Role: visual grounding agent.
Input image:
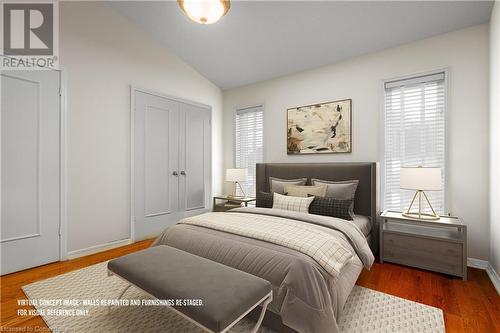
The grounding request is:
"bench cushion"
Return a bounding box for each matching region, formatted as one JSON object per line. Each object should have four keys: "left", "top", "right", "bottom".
{"left": 108, "top": 245, "right": 272, "bottom": 332}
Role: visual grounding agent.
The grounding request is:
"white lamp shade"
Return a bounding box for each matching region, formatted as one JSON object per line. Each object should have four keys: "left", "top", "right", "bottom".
{"left": 225, "top": 168, "right": 248, "bottom": 182}
{"left": 400, "top": 167, "right": 442, "bottom": 191}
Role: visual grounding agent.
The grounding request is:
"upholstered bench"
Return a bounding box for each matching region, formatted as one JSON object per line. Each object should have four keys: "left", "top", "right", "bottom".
{"left": 107, "top": 245, "right": 273, "bottom": 333}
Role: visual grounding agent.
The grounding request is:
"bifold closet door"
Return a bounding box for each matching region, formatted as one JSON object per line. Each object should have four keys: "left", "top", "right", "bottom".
{"left": 179, "top": 103, "right": 211, "bottom": 216}
{"left": 134, "top": 91, "right": 180, "bottom": 240}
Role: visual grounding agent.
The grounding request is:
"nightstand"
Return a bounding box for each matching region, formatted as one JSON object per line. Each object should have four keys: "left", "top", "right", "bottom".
{"left": 212, "top": 196, "right": 256, "bottom": 212}
{"left": 380, "top": 210, "right": 467, "bottom": 280}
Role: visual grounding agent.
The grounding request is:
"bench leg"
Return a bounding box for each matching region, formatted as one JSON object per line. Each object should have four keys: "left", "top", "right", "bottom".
{"left": 250, "top": 294, "right": 272, "bottom": 333}
{"left": 117, "top": 284, "right": 131, "bottom": 300}
{"left": 108, "top": 284, "right": 131, "bottom": 313}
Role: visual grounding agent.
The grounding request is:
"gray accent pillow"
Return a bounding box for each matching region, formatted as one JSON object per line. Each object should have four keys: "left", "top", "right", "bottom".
{"left": 256, "top": 191, "right": 273, "bottom": 208}
{"left": 311, "top": 179, "right": 359, "bottom": 218}
{"left": 270, "top": 177, "right": 307, "bottom": 194}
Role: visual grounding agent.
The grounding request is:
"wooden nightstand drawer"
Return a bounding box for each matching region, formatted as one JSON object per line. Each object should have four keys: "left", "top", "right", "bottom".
{"left": 383, "top": 232, "right": 464, "bottom": 276}
{"left": 380, "top": 211, "right": 467, "bottom": 280}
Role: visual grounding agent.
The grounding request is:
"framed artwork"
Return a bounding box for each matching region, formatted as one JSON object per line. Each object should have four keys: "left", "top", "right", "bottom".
{"left": 287, "top": 99, "right": 352, "bottom": 154}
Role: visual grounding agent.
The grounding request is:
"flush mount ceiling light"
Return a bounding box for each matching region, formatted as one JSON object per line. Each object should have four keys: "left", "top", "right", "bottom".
{"left": 178, "top": 0, "right": 231, "bottom": 24}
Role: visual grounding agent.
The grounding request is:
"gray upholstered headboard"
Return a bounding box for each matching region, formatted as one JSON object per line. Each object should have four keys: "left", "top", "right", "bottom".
{"left": 256, "top": 162, "right": 378, "bottom": 221}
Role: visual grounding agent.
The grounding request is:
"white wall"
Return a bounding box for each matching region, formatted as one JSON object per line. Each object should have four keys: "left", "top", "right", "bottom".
{"left": 490, "top": 2, "right": 500, "bottom": 275}
{"left": 60, "top": 2, "right": 223, "bottom": 253}
{"left": 223, "top": 24, "right": 490, "bottom": 261}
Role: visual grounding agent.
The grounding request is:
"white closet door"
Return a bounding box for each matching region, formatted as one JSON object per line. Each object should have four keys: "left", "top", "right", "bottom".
{"left": 1, "top": 70, "right": 60, "bottom": 275}
{"left": 179, "top": 103, "right": 211, "bottom": 215}
{"left": 133, "top": 91, "right": 179, "bottom": 240}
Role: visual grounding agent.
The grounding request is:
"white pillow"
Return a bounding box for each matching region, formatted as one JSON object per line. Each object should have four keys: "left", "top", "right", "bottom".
{"left": 272, "top": 192, "right": 314, "bottom": 213}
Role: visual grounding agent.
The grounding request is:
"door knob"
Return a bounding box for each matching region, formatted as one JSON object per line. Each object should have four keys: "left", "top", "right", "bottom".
{"left": 172, "top": 171, "right": 178, "bottom": 176}
{"left": 180, "top": 171, "right": 186, "bottom": 176}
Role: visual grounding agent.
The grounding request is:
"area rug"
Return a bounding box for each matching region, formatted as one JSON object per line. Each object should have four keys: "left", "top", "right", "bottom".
{"left": 22, "top": 262, "right": 445, "bottom": 333}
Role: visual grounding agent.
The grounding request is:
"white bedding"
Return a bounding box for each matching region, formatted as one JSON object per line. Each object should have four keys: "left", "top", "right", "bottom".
{"left": 352, "top": 214, "right": 372, "bottom": 237}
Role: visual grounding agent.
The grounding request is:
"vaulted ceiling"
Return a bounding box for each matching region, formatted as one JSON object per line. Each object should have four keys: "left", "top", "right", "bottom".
{"left": 109, "top": 1, "right": 494, "bottom": 90}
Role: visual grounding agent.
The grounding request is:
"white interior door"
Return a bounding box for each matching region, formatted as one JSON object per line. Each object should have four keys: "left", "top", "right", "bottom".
{"left": 134, "top": 91, "right": 180, "bottom": 240}
{"left": 179, "top": 102, "right": 211, "bottom": 216}
{"left": 1, "top": 70, "right": 61, "bottom": 275}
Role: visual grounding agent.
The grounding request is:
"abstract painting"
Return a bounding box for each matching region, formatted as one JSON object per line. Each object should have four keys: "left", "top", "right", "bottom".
{"left": 287, "top": 99, "right": 352, "bottom": 154}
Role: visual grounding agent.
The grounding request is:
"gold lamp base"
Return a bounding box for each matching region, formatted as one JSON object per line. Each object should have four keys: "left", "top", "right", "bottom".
{"left": 402, "top": 211, "right": 440, "bottom": 220}
{"left": 229, "top": 181, "right": 246, "bottom": 199}
{"left": 403, "top": 190, "right": 440, "bottom": 221}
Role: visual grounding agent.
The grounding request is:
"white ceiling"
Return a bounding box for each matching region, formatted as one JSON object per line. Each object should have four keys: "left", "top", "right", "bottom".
{"left": 109, "top": 1, "right": 493, "bottom": 90}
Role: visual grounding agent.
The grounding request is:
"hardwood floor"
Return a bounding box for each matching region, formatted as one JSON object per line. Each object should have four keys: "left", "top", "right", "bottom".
{"left": 357, "top": 262, "right": 500, "bottom": 333}
{"left": 1, "top": 240, "right": 499, "bottom": 332}
{"left": 0, "top": 239, "right": 154, "bottom": 330}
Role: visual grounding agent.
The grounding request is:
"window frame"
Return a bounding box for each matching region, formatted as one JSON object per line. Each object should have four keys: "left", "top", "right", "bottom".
{"left": 380, "top": 68, "right": 450, "bottom": 215}
{"left": 233, "top": 104, "right": 265, "bottom": 197}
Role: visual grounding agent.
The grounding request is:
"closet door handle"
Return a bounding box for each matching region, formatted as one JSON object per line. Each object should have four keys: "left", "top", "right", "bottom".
{"left": 180, "top": 171, "right": 186, "bottom": 176}
{"left": 172, "top": 171, "right": 179, "bottom": 176}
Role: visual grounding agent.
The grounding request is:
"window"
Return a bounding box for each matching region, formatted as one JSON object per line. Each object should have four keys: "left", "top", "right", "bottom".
{"left": 234, "top": 105, "right": 264, "bottom": 197}
{"left": 383, "top": 71, "right": 446, "bottom": 214}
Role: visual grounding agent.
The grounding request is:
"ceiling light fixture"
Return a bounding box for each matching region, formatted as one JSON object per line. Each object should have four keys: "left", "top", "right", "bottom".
{"left": 178, "top": 0, "right": 231, "bottom": 25}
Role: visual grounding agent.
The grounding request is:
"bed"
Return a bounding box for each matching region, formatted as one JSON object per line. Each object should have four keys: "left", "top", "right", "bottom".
{"left": 256, "top": 163, "right": 377, "bottom": 250}
{"left": 153, "top": 162, "right": 377, "bottom": 333}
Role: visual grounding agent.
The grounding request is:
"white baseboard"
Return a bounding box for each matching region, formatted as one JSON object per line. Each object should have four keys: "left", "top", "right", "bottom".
{"left": 468, "top": 257, "right": 500, "bottom": 294}
{"left": 486, "top": 264, "right": 500, "bottom": 295}
{"left": 66, "top": 238, "right": 132, "bottom": 260}
{"left": 467, "top": 257, "right": 489, "bottom": 269}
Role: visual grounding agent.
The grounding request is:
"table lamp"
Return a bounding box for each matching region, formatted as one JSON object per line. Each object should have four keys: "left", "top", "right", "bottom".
{"left": 226, "top": 168, "right": 248, "bottom": 198}
{"left": 400, "top": 167, "right": 442, "bottom": 220}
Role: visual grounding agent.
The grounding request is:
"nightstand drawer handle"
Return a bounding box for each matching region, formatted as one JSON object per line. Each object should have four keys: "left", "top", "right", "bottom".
{"left": 172, "top": 171, "right": 178, "bottom": 176}
{"left": 180, "top": 171, "right": 186, "bottom": 176}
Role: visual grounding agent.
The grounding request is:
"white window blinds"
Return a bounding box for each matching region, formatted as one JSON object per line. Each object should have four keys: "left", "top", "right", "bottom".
{"left": 234, "top": 106, "right": 264, "bottom": 197}
{"left": 383, "top": 72, "right": 446, "bottom": 214}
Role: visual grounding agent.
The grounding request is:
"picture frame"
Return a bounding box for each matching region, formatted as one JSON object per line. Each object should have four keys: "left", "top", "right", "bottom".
{"left": 287, "top": 99, "right": 352, "bottom": 154}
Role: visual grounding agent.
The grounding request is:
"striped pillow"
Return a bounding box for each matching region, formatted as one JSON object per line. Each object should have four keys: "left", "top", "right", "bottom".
{"left": 272, "top": 192, "right": 314, "bottom": 213}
